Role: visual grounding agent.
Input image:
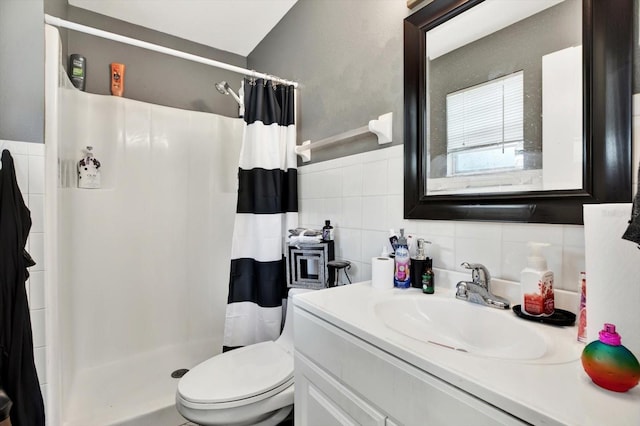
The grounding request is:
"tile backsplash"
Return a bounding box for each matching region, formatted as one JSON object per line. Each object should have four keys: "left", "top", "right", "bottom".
{"left": 1, "top": 140, "right": 47, "bottom": 408}
{"left": 298, "top": 145, "right": 586, "bottom": 291}
{"left": 298, "top": 94, "right": 640, "bottom": 291}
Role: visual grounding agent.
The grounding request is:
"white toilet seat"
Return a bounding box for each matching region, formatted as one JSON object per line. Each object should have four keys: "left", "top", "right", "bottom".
{"left": 177, "top": 341, "right": 293, "bottom": 407}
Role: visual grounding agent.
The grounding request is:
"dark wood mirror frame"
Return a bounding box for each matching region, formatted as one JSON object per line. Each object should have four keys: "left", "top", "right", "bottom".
{"left": 404, "top": 0, "right": 632, "bottom": 224}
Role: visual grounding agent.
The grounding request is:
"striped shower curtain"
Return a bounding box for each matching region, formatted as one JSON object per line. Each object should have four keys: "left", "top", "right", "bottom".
{"left": 223, "top": 78, "right": 298, "bottom": 349}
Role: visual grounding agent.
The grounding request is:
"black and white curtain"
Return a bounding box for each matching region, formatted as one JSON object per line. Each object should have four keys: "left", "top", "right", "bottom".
{"left": 223, "top": 78, "right": 298, "bottom": 349}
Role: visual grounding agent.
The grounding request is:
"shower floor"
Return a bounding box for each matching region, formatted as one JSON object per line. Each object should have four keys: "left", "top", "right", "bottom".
{"left": 64, "top": 340, "right": 216, "bottom": 426}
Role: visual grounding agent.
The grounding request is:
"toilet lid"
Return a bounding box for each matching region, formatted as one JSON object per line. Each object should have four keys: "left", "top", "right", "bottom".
{"left": 177, "top": 341, "right": 293, "bottom": 404}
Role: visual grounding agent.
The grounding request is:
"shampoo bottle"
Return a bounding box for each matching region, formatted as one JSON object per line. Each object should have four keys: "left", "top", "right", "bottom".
{"left": 521, "top": 242, "right": 554, "bottom": 317}
{"left": 69, "top": 54, "right": 86, "bottom": 91}
{"left": 322, "top": 220, "right": 334, "bottom": 241}
{"left": 394, "top": 229, "right": 411, "bottom": 289}
{"left": 110, "top": 63, "right": 125, "bottom": 96}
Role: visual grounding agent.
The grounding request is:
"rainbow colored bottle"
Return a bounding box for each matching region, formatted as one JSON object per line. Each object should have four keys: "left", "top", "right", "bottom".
{"left": 581, "top": 323, "right": 640, "bottom": 392}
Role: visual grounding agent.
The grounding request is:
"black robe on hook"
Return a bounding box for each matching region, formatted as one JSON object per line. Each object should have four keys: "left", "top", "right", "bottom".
{"left": 0, "top": 150, "right": 45, "bottom": 425}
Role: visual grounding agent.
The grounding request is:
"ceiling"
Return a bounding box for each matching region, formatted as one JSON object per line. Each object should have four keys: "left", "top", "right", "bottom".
{"left": 68, "top": 0, "right": 299, "bottom": 57}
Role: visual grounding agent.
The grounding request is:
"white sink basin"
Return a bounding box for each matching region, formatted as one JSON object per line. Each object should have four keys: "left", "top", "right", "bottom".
{"left": 374, "top": 295, "right": 579, "bottom": 363}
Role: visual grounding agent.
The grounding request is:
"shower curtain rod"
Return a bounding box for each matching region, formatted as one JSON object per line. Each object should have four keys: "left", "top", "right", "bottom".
{"left": 44, "top": 14, "right": 299, "bottom": 88}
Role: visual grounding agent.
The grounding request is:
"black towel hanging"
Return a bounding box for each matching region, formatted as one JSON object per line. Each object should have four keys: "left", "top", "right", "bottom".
{"left": 0, "top": 149, "right": 45, "bottom": 425}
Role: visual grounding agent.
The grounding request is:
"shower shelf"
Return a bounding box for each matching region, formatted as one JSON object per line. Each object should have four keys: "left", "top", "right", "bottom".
{"left": 295, "top": 112, "right": 393, "bottom": 162}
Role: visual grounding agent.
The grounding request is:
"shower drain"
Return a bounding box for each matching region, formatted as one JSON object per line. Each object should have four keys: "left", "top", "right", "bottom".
{"left": 171, "top": 368, "right": 189, "bottom": 378}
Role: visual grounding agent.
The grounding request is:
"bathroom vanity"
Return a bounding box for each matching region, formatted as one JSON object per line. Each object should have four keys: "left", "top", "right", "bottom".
{"left": 292, "top": 279, "right": 640, "bottom": 425}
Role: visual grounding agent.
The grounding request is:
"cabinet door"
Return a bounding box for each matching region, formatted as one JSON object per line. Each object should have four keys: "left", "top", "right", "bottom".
{"left": 295, "top": 352, "right": 386, "bottom": 426}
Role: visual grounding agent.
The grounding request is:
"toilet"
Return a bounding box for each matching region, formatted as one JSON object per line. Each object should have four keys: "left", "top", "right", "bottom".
{"left": 175, "top": 288, "right": 310, "bottom": 426}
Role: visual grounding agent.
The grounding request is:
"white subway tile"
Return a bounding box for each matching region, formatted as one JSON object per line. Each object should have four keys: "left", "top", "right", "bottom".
{"left": 563, "top": 225, "right": 585, "bottom": 248}
{"left": 361, "top": 230, "right": 389, "bottom": 262}
{"left": 302, "top": 198, "right": 322, "bottom": 229}
{"left": 545, "top": 244, "right": 564, "bottom": 291}
{"left": 318, "top": 197, "right": 342, "bottom": 230}
{"left": 341, "top": 196, "right": 363, "bottom": 229}
{"left": 335, "top": 228, "right": 362, "bottom": 263}
{"left": 386, "top": 156, "right": 404, "bottom": 195}
{"left": 28, "top": 155, "right": 45, "bottom": 194}
{"left": 28, "top": 143, "right": 45, "bottom": 156}
{"left": 342, "top": 164, "right": 363, "bottom": 197}
{"left": 361, "top": 196, "right": 388, "bottom": 231}
{"left": 418, "top": 220, "right": 456, "bottom": 237}
{"left": 455, "top": 222, "right": 503, "bottom": 241}
{"left": 428, "top": 235, "right": 456, "bottom": 270}
{"left": 40, "top": 384, "right": 47, "bottom": 411}
{"left": 297, "top": 145, "right": 587, "bottom": 291}
{"left": 560, "top": 245, "right": 585, "bottom": 292}
{"left": 25, "top": 279, "right": 30, "bottom": 305}
{"left": 298, "top": 198, "right": 311, "bottom": 228}
{"left": 297, "top": 173, "right": 312, "bottom": 199}
{"left": 13, "top": 153, "right": 30, "bottom": 194}
{"left": 30, "top": 309, "right": 46, "bottom": 347}
{"left": 29, "top": 271, "right": 45, "bottom": 310}
{"left": 317, "top": 168, "right": 343, "bottom": 198}
{"left": 28, "top": 194, "right": 44, "bottom": 233}
{"left": 386, "top": 195, "right": 404, "bottom": 229}
{"left": 501, "top": 241, "right": 528, "bottom": 282}
{"left": 455, "top": 237, "right": 502, "bottom": 278}
{"left": 362, "top": 160, "right": 388, "bottom": 196}
{"left": 29, "top": 233, "right": 45, "bottom": 272}
{"left": 351, "top": 260, "right": 370, "bottom": 283}
{"left": 35, "top": 346, "right": 47, "bottom": 384}
{"left": 1, "top": 140, "right": 30, "bottom": 155}
{"left": 502, "top": 223, "right": 563, "bottom": 244}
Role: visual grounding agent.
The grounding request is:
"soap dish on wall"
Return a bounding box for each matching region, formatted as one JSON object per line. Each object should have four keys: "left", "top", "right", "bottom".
{"left": 512, "top": 305, "right": 576, "bottom": 326}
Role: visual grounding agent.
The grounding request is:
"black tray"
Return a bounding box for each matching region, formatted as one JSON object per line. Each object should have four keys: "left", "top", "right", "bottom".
{"left": 512, "top": 305, "right": 576, "bottom": 326}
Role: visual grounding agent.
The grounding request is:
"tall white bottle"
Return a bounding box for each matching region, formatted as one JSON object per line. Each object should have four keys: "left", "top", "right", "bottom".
{"left": 521, "top": 242, "right": 555, "bottom": 317}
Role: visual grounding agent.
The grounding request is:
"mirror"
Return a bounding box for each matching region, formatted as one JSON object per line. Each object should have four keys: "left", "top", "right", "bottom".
{"left": 404, "top": 0, "right": 632, "bottom": 224}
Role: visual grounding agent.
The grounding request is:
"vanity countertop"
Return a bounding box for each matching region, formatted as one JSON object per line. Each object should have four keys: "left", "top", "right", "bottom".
{"left": 293, "top": 282, "right": 640, "bottom": 426}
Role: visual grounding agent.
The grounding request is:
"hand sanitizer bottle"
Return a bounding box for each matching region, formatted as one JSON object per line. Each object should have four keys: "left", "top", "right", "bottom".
{"left": 77, "top": 146, "right": 101, "bottom": 189}
{"left": 521, "top": 242, "right": 554, "bottom": 316}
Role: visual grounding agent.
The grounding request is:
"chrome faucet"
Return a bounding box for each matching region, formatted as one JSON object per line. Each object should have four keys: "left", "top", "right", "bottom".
{"left": 455, "top": 262, "right": 510, "bottom": 309}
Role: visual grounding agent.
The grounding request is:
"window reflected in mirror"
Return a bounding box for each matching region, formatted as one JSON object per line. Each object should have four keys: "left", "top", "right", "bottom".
{"left": 424, "top": 0, "right": 582, "bottom": 196}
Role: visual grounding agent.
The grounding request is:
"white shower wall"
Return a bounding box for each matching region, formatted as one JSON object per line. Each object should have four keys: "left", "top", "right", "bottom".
{"left": 53, "top": 86, "right": 243, "bottom": 425}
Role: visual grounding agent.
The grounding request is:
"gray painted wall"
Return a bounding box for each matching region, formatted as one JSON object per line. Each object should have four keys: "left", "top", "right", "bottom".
{"left": 1, "top": 0, "right": 638, "bottom": 147}
{"left": 64, "top": 6, "right": 247, "bottom": 116}
{"left": 0, "top": 0, "right": 45, "bottom": 143}
{"left": 248, "top": 0, "right": 408, "bottom": 164}
{"left": 249, "top": 0, "right": 639, "bottom": 165}
{"left": 1, "top": 0, "right": 248, "bottom": 144}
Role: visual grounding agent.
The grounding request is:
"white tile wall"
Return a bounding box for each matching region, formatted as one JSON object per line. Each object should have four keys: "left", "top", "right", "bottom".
{"left": 299, "top": 93, "right": 640, "bottom": 290}
{"left": 0, "top": 140, "right": 47, "bottom": 408}
{"left": 298, "top": 144, "right": 588, "bottom": 290}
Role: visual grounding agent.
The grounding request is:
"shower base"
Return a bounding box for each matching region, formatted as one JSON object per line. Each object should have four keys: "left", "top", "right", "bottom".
{"left": 63, "top": 340, "right": 217, "bottom": 426}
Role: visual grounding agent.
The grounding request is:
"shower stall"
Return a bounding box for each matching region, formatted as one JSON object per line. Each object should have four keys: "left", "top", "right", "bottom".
{"left": 44, "top": 26, "right": 243, "bottom": 425}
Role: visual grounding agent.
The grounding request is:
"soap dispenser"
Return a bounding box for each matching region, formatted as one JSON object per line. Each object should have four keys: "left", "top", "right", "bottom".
{"left": 77, "top": 146, "right": 101, "bottom": 189}
{"left": 410, "top": 238, "right": 427, "bottom": 288}
{"left": 521, "top": 242, "right": 554, "bottom": 316}
{"left": 581, "top": 323, "right": 640, "bottom": 392}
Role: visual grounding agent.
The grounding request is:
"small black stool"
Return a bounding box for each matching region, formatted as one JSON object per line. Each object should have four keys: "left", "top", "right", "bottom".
{"left": 327, "top": 260, "right": 352, "bottom": 287}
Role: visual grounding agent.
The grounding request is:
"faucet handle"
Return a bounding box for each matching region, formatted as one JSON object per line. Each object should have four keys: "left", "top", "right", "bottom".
{"left": 460, "top": 262, "right": 491, "bottom": 286}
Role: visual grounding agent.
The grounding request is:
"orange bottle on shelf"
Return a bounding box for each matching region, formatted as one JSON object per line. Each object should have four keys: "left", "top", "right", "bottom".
{"left": 110, "top": 63, "right": 125, "bottom": 96}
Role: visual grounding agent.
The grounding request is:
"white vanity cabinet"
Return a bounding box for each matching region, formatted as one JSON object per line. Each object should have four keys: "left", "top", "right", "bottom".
{"left": 293, "top": 307, "right": 527, "bottom": 426}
